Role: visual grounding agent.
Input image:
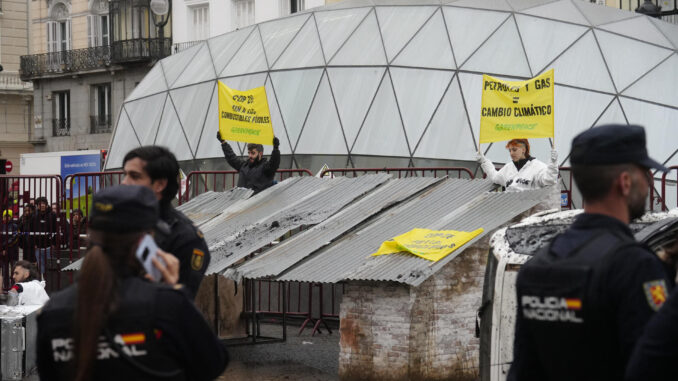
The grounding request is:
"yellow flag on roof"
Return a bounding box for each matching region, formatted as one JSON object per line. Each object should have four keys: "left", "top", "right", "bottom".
{"left": 372, "top": 228, "right": 484, "bottom": 262}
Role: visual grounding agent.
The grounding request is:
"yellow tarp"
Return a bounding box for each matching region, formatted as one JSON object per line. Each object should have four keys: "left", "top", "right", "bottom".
{"left": 479, "top": 69, "right": 554, "bottom": 144}
{"left": 371, "top": 228, "right": 484, "bottom": 262}
{"left": 218, "top": 81, "right": 274, "bottom": 145}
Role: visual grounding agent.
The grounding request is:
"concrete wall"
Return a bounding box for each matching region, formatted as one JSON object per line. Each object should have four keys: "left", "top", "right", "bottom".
{"left": 32, "top": 66, "right": 148, "bottom": 153}
{"left": 339, "top": 237, "right": 490, "bottom": 381}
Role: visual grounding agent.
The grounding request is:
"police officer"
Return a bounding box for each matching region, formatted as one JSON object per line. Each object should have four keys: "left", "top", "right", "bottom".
{"left": 36, "top": 185, "right": 228, "bottom": 381}
{"left": 121, "top": 146, "right": 209, "bottom": 299}
{"left": 216, "top": 131, "right": 280, "bottom": 194}
{"left": 508, "top": 124, "right": 671, "bottom": 381}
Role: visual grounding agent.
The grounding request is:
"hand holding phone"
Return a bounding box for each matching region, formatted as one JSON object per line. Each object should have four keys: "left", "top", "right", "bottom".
{"left": 136, "top": 234, "right": 162, "bottom": 282}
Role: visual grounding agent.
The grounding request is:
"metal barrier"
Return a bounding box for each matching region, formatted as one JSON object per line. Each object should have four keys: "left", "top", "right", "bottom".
{"left": 0, "top": 175, "right": 63, "bottom": 292}
{"left": 62, "top": 171, "right": 125, "bottom": 267}
{"left": 178, "top": 169, "right": 314, "bottom": 205}
{"left": 319, "top": 167, "right": 474, "bottom": 179}
{"left": 660, "top": 166, "right": 678, "bottom": 211}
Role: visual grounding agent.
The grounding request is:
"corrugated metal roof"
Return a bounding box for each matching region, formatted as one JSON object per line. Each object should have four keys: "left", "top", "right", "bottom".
{"left": 231, "top": 176, "right": 443, "bottom": 280}
{"left": 346, "top": 188, "right": 550, "bottom": 286}
{"left": 176, "top": 188, "right": 253, "bottom": 226}
{"left": 206, "top": 174, "right": 392, "bottom": 275}
{"left": 277, "top": 178, "right": 497, "bottom": 284}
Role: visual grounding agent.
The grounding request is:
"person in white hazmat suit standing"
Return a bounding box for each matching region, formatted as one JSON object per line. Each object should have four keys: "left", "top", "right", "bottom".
{"left": 477, "top": 138, "right": 561, "bottom": 211}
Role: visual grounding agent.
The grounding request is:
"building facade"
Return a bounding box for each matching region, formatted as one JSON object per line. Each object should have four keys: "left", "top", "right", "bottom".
{"left": 0, "top": 0, "right": 34, "bottom": 174}
{"left": 20, "top": 0, "right": 172, "bottom": 153}
{"left": 172, "top": 0, "right": 326, "bottom": 51}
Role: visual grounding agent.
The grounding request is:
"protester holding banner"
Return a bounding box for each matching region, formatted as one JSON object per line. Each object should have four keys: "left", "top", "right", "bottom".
{"left": 216, "top": 132, "right": 280, "bottom": 194}
{"left": 477, "top": 139, "right": 560, "bottom": 210}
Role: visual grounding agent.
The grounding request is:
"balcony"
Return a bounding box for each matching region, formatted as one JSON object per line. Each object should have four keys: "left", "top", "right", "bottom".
{"left": 20, "top": 38, "right": 171, "bottom": 80}
{"left": 0, "top": 72, "right": 33, "bottom": 93}
{"left": 172, "top": 40, "right": 204, "bottom": 54}
{"left": 52, "top": 119, "right": 70, "bottom": 137}
{"left": 90, "top": 114, "right": 111, "bottom": 134}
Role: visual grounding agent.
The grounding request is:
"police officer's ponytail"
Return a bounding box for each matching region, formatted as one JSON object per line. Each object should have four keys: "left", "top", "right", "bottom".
{"left": 73, "top": 231, "right": 144, "bottom": 381}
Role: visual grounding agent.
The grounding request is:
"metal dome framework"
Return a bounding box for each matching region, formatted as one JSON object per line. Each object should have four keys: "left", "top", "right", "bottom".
{"left": 106, "top": 0, "right": 678, "bottom": 190}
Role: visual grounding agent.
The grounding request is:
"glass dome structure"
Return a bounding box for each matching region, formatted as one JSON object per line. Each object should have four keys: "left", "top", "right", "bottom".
{"left": 106, "top": 0, "right": 678, "bottom": 186}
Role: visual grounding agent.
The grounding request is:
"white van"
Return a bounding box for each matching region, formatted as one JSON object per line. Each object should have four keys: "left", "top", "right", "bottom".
{"left": 478, "top": 209, "right": 678, "bottom": 381}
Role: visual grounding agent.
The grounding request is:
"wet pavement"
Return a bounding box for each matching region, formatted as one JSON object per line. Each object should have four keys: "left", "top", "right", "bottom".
{"left": 219, "top": 322, "right": 340, "bottom": 381}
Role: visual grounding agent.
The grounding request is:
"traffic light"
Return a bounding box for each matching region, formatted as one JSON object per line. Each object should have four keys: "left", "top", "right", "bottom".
{"left": 0, "top": 159, "right": 5, "bottom": 175}
{"left": 100, "top": 150, "right": 108, "bottom": 168}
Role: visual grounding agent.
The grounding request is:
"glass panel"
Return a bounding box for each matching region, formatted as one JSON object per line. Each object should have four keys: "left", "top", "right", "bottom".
{"left": 623, "top": 53, "right": 678, "bottom": 108}
{"left": 126, "top": 63, "right": 168, "bottom": 101}
{"left": 351, "top": 73, "right": 410, "bottom": 157}
{"left": 170, "top": 82, "right": 215, "bottom": 153}
{"left": 443, "top": 7, "right": 509, "bottom": 66}
{"left": 600, "top": 16, "right": 673, "bottom": 49}
{"left": 390, "top": 67, "right": 453, "bottom": 149}
{"left": 620, "top": 97, "right": 678, "bottom": 165}
{"left": 515, "top": 14, "right": 588, "bottom": 75}
{"left": 506, "top": 0, "right": 556, "bottom": 11}
{"left": 447, "top": 0, "right": 511, "bottom": 11}
{"left": 328, "top": 67, "right": 385, "bottom": 148}
{"left": 594, "top": 98, "right": 627, "bottom": 127}
{"left": 571, "top": 0, "right": 636, "bottom": 26}
{"left": 195, "top": 84, "right": 223, "bottom": 159}
{"left": 220, "top": 28, "right": 268, "bottom": 77}
{"left": 296, "top": 74, "right": 349, "bottom": 155}
{"left": 462, "top": 17, "right": 531, "bottom": 78}
{"left": 595, "top": 30, "right": 673, "bottom": 92}
{"left": 650, "top": 18, "right": 678, "bottom": 49}
{"left": 414, "top": 76, "right": 477, "bottom": 161}
{"left": 124, "top": 93, "right": 167, "bottom": 145}
{"left": 522, "top": 0, "right": 589, "bottom": 25}
{"left": 270, "top": 69, "right": 324, "bottom": 153}
{"left": 329, "top": 9, "right": 387, "bottom": 66}
{"left": 219, "top": 72, "right": 267, "bottom": 90}
{"left": 457, "top": 72, "right": 483, "bottom": 142}
{"left": 208, "top": 26, "right": 255, "bottom": 76}
{"left": 325, "top": 0, "right": 374, "bottom": 10}
{"left": 315, "top": 7, "right": 371, "bottom": 62}
{"left": 106, "top": 108, "right": 140, "bottom": 169}
{"left": 548, "top": 30, "right": 615, "bottom": 93}
{"left": 392, "top": 9, "right": 455, "bottom": 69}
{"left": 172, "top": 44, "right": 217, "bottom": 88}
{"left": 259, "top": 14, "right": 310, "bottom": 65}
{"left": 155, "top": 96, "right": 194, "bottom": 161}
{"left": 375, "top": 6, "right": 437, "bottom": 62}
{"left": 161, "top": 42, "right": 204, "bottom": 88}
{"left": 273, "top": 15, "right": 325, "bottom": 69}
{"left": 264, "top": 76, "right": 293, "bottom": 155}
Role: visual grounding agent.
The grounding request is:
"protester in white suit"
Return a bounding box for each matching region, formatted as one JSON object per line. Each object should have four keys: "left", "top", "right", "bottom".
{"left": 6, "top": 260, "right": 49, "bottom": 305}
{"left": 477, "top": 139, "right": 561, "bottom": 211}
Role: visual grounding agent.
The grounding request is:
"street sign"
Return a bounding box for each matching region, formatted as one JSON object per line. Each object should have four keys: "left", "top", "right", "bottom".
{"left": 5, "top": 160, "right": 12, "bottom": 173}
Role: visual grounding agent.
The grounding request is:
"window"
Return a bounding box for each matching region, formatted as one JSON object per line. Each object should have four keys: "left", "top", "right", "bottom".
{"left": 190, "top": 5, "right": 209, "bottom": 41}
{"left": 88, "top": 15, "right": 110, "bottom": 47}
{"left": 91, "top": 83, "right": 112, "bottom": 133}
{"left": 279, "top": 0, "right": 304, "bottom": 15}
{"left": 232, "top": 0, "right": 254, "bottom": 29}
{"left": 46, "top": 20, "right": 71, "bottom": 52}
{"left": 52, "top": 91, "right": 70, "bottom": 137}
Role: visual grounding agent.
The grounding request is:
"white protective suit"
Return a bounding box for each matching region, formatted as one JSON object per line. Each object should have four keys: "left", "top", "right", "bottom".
{"left": 13, "top": 280, "right": 50, "bottom": 305}
{"left": 479, "top": 153, "right": 561, "bottom": 212}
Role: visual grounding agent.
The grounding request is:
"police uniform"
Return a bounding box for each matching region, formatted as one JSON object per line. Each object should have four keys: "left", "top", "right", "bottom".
{"left": 508, "top": 125, "right": 671, "bottom": 381}
{"left": 36, "top": 185, "right": 228, "bottom": 381}
{"left": 155, "top": 205, "right": 210, "bottom": 299}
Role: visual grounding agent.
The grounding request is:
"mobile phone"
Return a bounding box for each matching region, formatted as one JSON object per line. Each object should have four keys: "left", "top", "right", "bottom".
{"left": 135, "top": 234, "right": 162, "bottom": 281}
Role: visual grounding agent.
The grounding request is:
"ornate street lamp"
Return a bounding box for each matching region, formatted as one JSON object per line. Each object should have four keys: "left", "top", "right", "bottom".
{"left": 150, "top": 0, "right": 171, "bottom": 56}
{"left": 636, "top": 0, "right": 662, "bottom": 18}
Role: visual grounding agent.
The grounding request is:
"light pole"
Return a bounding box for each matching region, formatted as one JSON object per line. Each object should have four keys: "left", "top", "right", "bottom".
{"left": 150, "top": 0, "right": 171, "bottom": 56}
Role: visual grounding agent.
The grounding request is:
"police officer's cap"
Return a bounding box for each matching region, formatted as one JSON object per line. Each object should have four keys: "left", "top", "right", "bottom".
{"left": 570, "top": 124, "right": 668, "bottom": 172}
{"left": 89, "top": 185, "right": 158, "bottom": 233}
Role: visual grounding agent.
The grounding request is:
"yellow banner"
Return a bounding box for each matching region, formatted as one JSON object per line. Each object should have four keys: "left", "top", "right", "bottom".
{"left": 218, "top": 81, "right": 274, "bottom": 145}
{"left": 479, "top": 69, "right": 554, "bottom": 144}
{"left": 371, "top": 228, "right": 484, "bottom": 262}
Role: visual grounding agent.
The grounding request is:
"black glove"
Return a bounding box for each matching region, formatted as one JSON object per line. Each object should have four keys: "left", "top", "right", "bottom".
{"left": 273, "top": 136, "right": 280, "bottom": 149}
{"left": 216, "top": 130, "right": 224, "bottom": 143}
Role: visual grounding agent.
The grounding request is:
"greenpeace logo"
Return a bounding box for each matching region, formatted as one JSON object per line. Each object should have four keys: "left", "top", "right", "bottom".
{"left": 521, "top": 295, "right": 583, "bottom": 323}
